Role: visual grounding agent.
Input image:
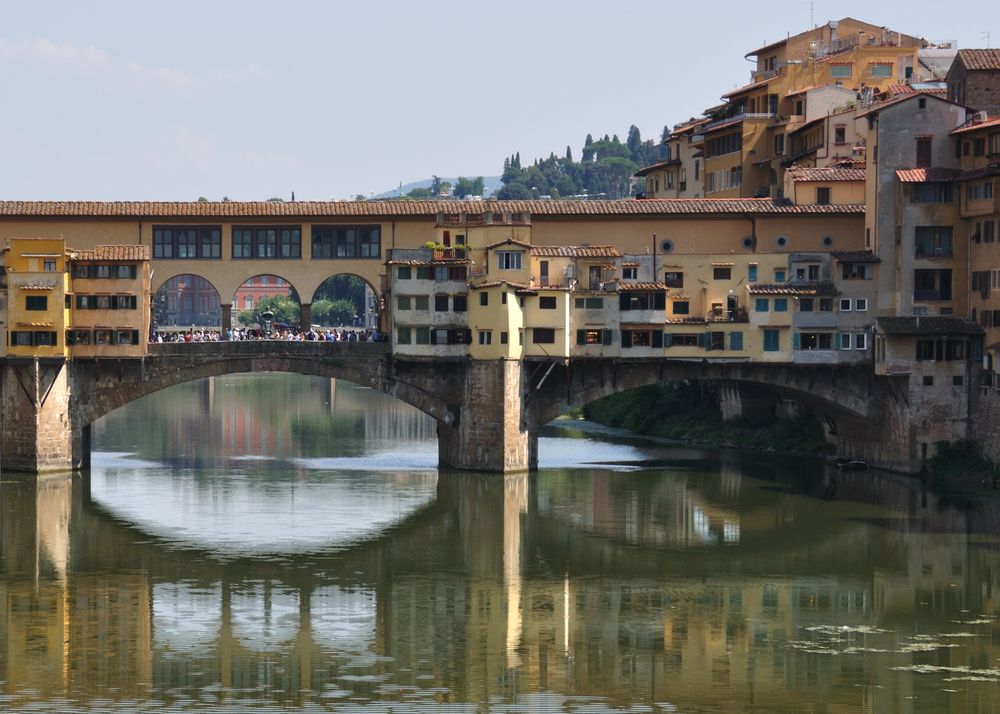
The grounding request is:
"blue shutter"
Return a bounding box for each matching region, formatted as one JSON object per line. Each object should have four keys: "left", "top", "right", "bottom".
{"left": 730, "top": 331, "right": 743, "bottom": 350}
{"left": 663, "top": 333, "right": 673, "bottom": 347}
{"left": 793, "top": 332, "right": 801, "bottom": 350}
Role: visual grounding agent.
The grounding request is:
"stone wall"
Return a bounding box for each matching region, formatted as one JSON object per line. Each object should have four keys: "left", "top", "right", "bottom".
{"left": 972, "top": 387, "right": 1000, "bottom": 463}
{"left": 1, "top": 359, "right": 74, "bottom": 474}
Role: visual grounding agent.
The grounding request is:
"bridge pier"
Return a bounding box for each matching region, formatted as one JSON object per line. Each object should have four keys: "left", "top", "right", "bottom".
{"left": 438, "top": 360, "right": 534, "bottom": 473}
{"left": 717, "top": 380, "right": 777, "bottom": 424}
{"left": 1, "top": 358, "right": 75, "bottom": 474}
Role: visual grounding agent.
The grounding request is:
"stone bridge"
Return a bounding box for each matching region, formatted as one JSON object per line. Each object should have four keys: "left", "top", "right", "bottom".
{"left": 0, "top": 342, "right": 917, "bottom": 476}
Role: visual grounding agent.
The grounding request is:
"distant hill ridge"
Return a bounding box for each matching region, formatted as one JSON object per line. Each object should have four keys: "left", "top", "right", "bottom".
{"left": 374, "top": 176, "right": 502, "bottom": 199}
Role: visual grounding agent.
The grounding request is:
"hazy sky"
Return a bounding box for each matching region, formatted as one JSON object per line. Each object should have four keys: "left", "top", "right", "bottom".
{"left": 2, "top": 1, "right": 997, "bottom": 201}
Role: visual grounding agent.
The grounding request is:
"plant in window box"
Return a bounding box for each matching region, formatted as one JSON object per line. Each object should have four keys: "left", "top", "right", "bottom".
{"left": 423, "top": 241, "right": 452, "bottom": 259}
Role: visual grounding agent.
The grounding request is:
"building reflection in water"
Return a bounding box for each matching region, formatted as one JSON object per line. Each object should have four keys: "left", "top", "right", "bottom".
{"left": 4, "top": 378, "right": 1000, "bottom": 710}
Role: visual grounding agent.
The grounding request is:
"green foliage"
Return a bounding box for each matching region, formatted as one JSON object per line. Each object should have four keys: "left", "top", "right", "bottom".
{"left": 313, "top": 275, "right": 368, "bottom": 321}
{"left": 453, "top": 176, "right": 485, "bottom": 198}
{"left": 237, "top": 294, "right": 300, "bottom": 327}
{"left": 404, "top": 186, "right": 435, "bottom": 199}
{"left": 497, "top": 124, "right": 660, "bottom": 200}
{"left": 928, "top": 440, "right": 999, "bottom": 491}
{"left": 311, "top": 297, "right": 358, "bottom": 326}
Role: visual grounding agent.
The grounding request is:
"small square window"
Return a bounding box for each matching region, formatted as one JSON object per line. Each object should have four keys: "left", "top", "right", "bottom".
{"left": 952, "top": 375, "right": 964, "bottom": 386}
{"left": 923, "top": 375, "right": 934, "bottom": 386}
{"left": 479, "top": 292, "right": 488, "bottom": 306}
{"left": 840, "top": 298, "right": 852, "bottom": 311}
{"left": 855, "top": 298, "right": 867, "bottom": 311}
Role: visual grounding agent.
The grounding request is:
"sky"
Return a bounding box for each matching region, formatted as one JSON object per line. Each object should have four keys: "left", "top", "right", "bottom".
{"left": 1, "top": 1, "right": 997, "bottom": 201}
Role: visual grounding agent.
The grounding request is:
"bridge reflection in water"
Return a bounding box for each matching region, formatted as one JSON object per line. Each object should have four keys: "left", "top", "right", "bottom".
{"left": 4, "top": 444, "right": 1000, "bottom": 710}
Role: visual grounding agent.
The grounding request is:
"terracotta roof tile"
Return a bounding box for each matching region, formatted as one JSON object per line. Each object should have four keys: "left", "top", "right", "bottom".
{"left": 469, "top": 280, "right": 530, "bottom": 290}
{"left": 0, "top": 199, "right": 865, "bottom": 219}
{"left": 530, "top": 245, "right": 621, "bottom": 258}
{"left": 831, "top": 250, "right": 880, "bottom": 263}
{"left": 951, "top": 116, "right": 1000, "bottom": 135}
{"left": 789, "top": 167, "right": 866, "bottom": 182}
{"left": 877, "top": 316, "right": 984, "bottom": 335}
{"left": 895, "top": 168, "right": 962, "bottom": 182}
{"left": 620, "top": 282, "right": 667, "bottom": 291}
{"left": 73, "top": 244, "right": 150, "bottom": 261}
{"left": 485, "top": 238, "right": 533, "bottom": 250}
{"left": 721, "top": 75, "right": 778, "bottom": 99}
{"left": 746, "top": 284, "right": 819, "bottom": 295}
{"left": 957, "top": 49, "right": 1000, "bottom": 71}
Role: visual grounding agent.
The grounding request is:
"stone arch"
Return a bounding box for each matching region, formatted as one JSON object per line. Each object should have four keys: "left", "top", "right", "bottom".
{"left": 310, "top": 273, "right": 380, "bottom": 329}
{"left": 70, "top": 343, "right": 460, "bottom": 432}
{"left": 152, "top": 273, "right": 223, "bottom": 329}
{"left": 528, "top": 360, "right": 879, "bottom": 428}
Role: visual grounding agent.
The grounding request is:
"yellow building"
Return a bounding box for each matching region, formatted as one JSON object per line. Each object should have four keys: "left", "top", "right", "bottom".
{"left": 3, "top": 238, "right": 70, "bottom": 358}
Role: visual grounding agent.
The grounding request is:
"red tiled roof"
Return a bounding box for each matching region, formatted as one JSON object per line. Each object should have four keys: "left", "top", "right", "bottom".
{"left": 887, "top": 83, "right": 915, "bottom": 95}
{"left": 73, "top": 244, "right": 150, "bottom": 261}
{"left": 0, "top": 199, "right": 866, "bottom": 218}
{"left": 469, "top": 280, "right": 530, "bottom": 290}
{"left": 895, "top": 168, "right": 961, "bottom": 182}
{"left": 620, "top": 282, "right": 666, "bottom": 291}
{"left": 746, "top": 284, "right": 819, "bottom": 295}
{"left": 951, "top": 116, "right": 1000, "bottom": 135}
{"left": 721, "top": 76, "right": 778, "bottom": 99}
{"left": 485, "top": 238, "right": 533, "bottom": 250}
{"left": 957, "top": 49, "right": 1000, "bottom": 71}
{"left": 633, "top": 158, "right": 681, "bottom": 177}
{"left": 530, "top": 245, "right": 621, "bottom": 258}
{"left": 856, "top": 92, "right": 961, "bottom": 119}
{"left": 789, "top": 167, "right": 866, "bottom": 182}
{"left": 831, "top": 250, "right": 880, "bottom": 263}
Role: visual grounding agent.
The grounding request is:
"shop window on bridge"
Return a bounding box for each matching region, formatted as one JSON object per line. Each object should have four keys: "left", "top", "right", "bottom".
{"left": 311, "top": 226, "right": 380, "bottom": 259}
{"left": 620, "top": 292, "right": 666, "bottom": 311}
{"left": 69, "top": 329, "right": 91, "bottom": 345}
{"left": 576, "top": 329, "right": 613, "bottom": 345}
{"left": 233, "top": 226, "right": 301, "bottom": 259}
{"left": 574, "top": 297, "right": 604, "bottom": 309}
{"left": 431, "top": 328, "right": 470, "bottom": 345}
{"left": 453, "top": 294, "right": 468, "bottom": 312}
{"left": 669, "top": 334, "right": 699, "bottom": 347}
{"left": 914, "top": 226, "right": 953, "bottom": 257}
{"left": 796, "top": 332, "right": 833, "bottom": 350}
{"left": 435, "top": 265, "right": 467, "bottom": 281}
{"left": 153, "top": 226, "right": 221, "bottom": 259}
{"left": 397, "top": 295, "right": 411, "bottom": 310}
{"left": 112, "top": 329, "right": 139, "bottom": 345}
{"left": 620, "top": 330, "right": 663, "bottom": 348}
{"left": 672, "top": 300, "right": 689, "bottom": 315}
{"left": 916, "top": 338, "right": 965, "bottom": 361}
{"left": 532, "top": 328, "right": 556, "bottom": 344}
{"left": 10, "top": 330, "right": 57, "bottom": 347}
{"left": 435, "top": 294, "right": 449, "bottom": 312}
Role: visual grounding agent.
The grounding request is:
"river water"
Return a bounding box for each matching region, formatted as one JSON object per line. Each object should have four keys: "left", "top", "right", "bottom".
{"left": 2, "top": 373, "right": 1000, "bottom": 712}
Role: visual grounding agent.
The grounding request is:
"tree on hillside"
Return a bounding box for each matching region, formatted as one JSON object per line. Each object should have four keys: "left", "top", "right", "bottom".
{"left": 453, "top": 176, "right": 485, "bottom": 198}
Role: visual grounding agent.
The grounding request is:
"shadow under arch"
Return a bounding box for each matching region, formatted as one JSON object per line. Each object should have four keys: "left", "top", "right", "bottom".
{"left": 152, "top": 273, "right": 223, "bottom": 329}
{"left": 310, "top": 273, "right": 380, "bottom": 329}
{"left": 70, "top": 342, "right": 458, "bottom": 433}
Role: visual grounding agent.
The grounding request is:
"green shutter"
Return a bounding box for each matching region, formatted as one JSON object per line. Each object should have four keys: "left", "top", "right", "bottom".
{"left": 654, "top": 293, "right": 666, "bottom": 310}
{"left": 663, "top": 333, "right": 673, "bottom": 347}
{"left": 621, "top": 330, "right": 632, "bottom": 348}
{"left": 603, "top": 329, "right": 613, "bottom": 346}
{"left": 652, "top": 330, "right": 663, "bottom": 348}
{"left": 577, "top": 329, "right": 585, "bottom": 345}
{"left": 793, "top": 332, "right": 801, "bottom": 350}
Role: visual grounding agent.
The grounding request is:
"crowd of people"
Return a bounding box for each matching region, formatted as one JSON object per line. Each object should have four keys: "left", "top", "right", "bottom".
{"left": 150, "top": 327, "right": 386, "bottom": 343}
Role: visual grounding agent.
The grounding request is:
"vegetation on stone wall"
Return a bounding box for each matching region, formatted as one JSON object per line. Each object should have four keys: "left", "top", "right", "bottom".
{"left": 582, "top": 382, "right": 834, "bottom": 455}
{"left": 928, "top": 440, "right": 1000, "bottom": 494}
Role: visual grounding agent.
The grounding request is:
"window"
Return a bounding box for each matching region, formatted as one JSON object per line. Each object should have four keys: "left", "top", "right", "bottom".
{"left": 496, "top": 251, "right": 523, "bottom": 270}
{"left": 729, "top": 332, "right": 743, "bottom": 350}
{"left": 153, "top": 226, "right": 222, "bottom": 259}
{"left": 840, "top": 298, "right": 852, "bottom": 311}
{"left": 834, "top": 126, "right": 847, "bottom": 145}
{"left": 713, "top": 266, "right": 732, "bottom": 280}
{"left": 577, "top": 329, "right": 611, "bottom": 346}
{"left": 574, "top": 297, "right": 604, "bottom": 309}
{"left": 816, "top": 187, "right": 831, "bottom": 205}
{"left": 311, "top": 225, "right": 380, "bottom": 259}
{"left": 830, "top": 65, "right": 851, "bottom": 78}
{"left": 705, "top": 131, "right": 742, "bottom": 158}
{"left": 539, "top": 296, "right": 557, "bottom": 309}
{"left": 839, "top": 333, "right": 852, "bottom": 350}
{"left": 672, "top": 300, "right": 689, "bottom": 315}
{"left": 478, "top": 331, "right": 492, "bottom": 345}
{"left": 622, "top": 266, "right": 638, "bottom": 280}
{"left": 916, "top": 339, "right": 936, "bottom": 360}
{"left": 233, "top": 226, "right": 301, "bottom": 259}
{"left": 914, "top": 268, "right": 953, "bottom": 300}
{"left": 397, "top": 296, "right": 411, "bottom": 310}
{"left": 112, "top": 295, "right": 137, "bottom": 309}
{"left": 416, "top": 266, "right": 433, "bottom": 280}
{"left": 755, "top": 298, "right": 769, "bottom": 312}
{"left": 415, "top": 327, "right": 430, "bottom": 344}
{"left": 43, "top": 259, "right": 56, "bottom": 272}
{"left": 532, "top": 328, "right": 556, "bottom": 344}
{"left": 434, "top": 294, "right": 449, "bottom": 312}
{"left": 500, "top": 332, "right": 508, "bottom": 344}
{"left": 842, "top": 263, "right": 868, "bottom": 280}
{"left": 397, "top": 266, "right": 412, "bottom": 280}
{"left": 748, "top": 264, "right": 758, "bottom": 282}
{"left": 914, "top": 226, "right": 953, "bottom": 256}
{"left": 799, "top": 298, "right": 813, "bottom": 312}
{"left": 819, "top": 298, "right": 833, "bottom": 312}
{"left": 763, "top": 329, "right": 780, "bottom": 352}
{"left": 774, "top": 269, "right": 786, "bottom": 282}
{"left": 397, "top": 327, "right": 412, "bottom": 345}
{"left": 774, "top": 298, "right": 788, "bottom": 312}
{"left": 797, "top": 332, "right": 833, "bottom": 350}
{"left": 974, "top": 138, "right": 986, "bottom": 157}
{"left": 855, "top": 298, "right": 868, "bottom": 311}
{"left": 453, "top": 294, "right": 467, "bottom": 312}
{"left": 923, "top": 375, "right": 935, "bottom": 386}
{"left": 25, "top": 295, "right": 47, "bottom": 311}
{"left": 854, "top": 333, "right": 867, "bottom": 350}
{"left": 663, "top": 271, "right": 683, "bottom": 288}
{"left": 912, "top": 182, "right": 953, "bottom": 202}
{"left": 870, "top": 63, "right": 892, "bottom": 77}
{"left": 915, "top": 137, "right": 932, "bottom": 168}
{"left": 773, "top": 133, "right": 785, "bottom": 156}
{"left": 953, "top": 375, "right": 964, "bottom": 386}
{"left": 479, "top": 292, "right": 489, "bottom": 306}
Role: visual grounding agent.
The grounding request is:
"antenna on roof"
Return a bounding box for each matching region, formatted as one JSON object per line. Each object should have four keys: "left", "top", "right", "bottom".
{"left": 983, "top": 31, "right": 991, "bottom": 49}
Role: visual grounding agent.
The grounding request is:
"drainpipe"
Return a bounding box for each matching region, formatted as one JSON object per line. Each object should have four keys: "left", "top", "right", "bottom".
{"left": 744, "top": 214, "right": 757, "bottom": 252}
{"left": 652, "top": 233, "right": 657, "bottom": 281}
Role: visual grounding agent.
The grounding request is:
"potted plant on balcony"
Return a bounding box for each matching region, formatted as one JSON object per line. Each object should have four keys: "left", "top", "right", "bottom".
{"left": 424, "top": 241, "right": 452, "bottom": 259}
